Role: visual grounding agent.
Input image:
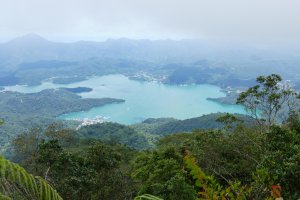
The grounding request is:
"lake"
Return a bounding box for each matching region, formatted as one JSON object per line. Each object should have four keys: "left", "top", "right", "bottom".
{"left": 5, "top": 74, "right": 246, "bottom": 124}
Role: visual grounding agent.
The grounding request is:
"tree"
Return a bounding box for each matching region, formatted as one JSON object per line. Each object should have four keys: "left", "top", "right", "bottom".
{"left": 132, "top": 147, "right": 197, "bottom": 200}
{"left": 86, "top": 141, "right": 137, "bottom": 200}
{"left": 11, "top": 125, "right": 139, "bottom": 200}
{"left": 237, "top": 74, "right": 299, "bottom": 128}
{"left": 216, "top": 113, "right": 244, "bottom": 130}
{"left": 180, "top": 128, "right": 264, "bottom": 185}
{"left": 260, "top": 125, "right": 300, "bottom": 198}
{"left": 12, "top": 128, "right": 43, "bottom": 173}
{"left": 37, "top": 140, "right": 63, "bottom": 181}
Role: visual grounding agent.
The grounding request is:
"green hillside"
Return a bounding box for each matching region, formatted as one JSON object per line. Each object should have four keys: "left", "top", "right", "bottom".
{"left": 0, "top": 89, "right": 124, "bottom": 152}
{"left": 132, "top": 113, "right": 255, "bottom": 136}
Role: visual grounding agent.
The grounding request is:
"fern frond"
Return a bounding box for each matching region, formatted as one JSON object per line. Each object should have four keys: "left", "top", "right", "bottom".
{"left": 0, "top": 156, "right": 63, "bottom": 200}
{"left": 0, "top": 191, "right": 12, "bottom": 200}
{"left": 134, "top": 194, "right": 163, "bottom": 200}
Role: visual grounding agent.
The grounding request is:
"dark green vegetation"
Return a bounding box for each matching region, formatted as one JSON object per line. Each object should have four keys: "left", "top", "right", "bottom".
{"left": 78, "top": 122, "right": 149, "bottom": 150}
{"left": 74, "top": 113, "right": 254, "bottom": 150}
{"left": 60, "top": 87, "right": 93, "bottom": 93}
{"left": 0, "top": 89, "right": 124, "bottom": 152}
{"left": 4, "top": 112, "right": 300, "bottom": 199}
{"left": 1, "top": 74, "right": 300, "bottom": 199}
{"left": 0, "top": 89, "right": 123, "bottom": 117}
{"left": 9, "top": 127, "right": 139, "bottom": 200}
{"left": 1, "top": 111, "right": 253, "bottom": 154}
{"left": 132, "top": 113, "right": 255, "bottom": 137}
{"left": 2, "top": 118, "right": 300, "bottom": 199}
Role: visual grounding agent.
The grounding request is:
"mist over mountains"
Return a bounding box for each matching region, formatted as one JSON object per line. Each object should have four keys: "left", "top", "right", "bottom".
{"left": 0, "top": 33, "right": 300, "bottom": 95}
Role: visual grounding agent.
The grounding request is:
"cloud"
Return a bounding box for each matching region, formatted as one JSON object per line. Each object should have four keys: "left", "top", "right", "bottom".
{"left": 0, "top": 0, "right": 299, "bottom": 43}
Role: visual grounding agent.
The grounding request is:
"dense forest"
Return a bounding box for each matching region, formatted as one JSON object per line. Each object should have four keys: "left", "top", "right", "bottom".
{"left": 1, "top": 74, "right": 300, "bottom": 199}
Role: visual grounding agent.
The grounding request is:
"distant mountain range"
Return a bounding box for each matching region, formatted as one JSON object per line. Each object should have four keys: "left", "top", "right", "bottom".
{"left": 0, "top": 33, "right": 299, "bottom": 95}
{"left": 0, "top": 33, "right": 212, "bottom": 73}
{"left": 1, "top": 33, "right": 300, "bottom": 80}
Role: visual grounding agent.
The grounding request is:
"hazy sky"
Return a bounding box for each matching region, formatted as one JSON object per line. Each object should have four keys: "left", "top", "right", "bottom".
{"left": 1, "top": 0, "right": 300, "bottom": 43}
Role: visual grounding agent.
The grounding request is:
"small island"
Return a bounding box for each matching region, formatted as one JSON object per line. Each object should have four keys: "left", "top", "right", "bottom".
{"left": 60, "top": 87, "right": 93, "bottom": 93}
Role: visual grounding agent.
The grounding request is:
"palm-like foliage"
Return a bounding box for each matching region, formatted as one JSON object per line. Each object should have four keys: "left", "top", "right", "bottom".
{"left": 0, "top": 156, "right": 63, "bottom": 200}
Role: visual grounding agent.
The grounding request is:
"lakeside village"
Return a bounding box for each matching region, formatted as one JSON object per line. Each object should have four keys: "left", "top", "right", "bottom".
{"left": 128, "top": 71, "right": 167, "bottom": 83}
{"left": 74, "top": 116, "right": 109, "bottom": 130}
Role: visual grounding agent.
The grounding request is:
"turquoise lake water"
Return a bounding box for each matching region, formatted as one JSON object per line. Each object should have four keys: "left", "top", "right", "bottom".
{"left": 5, "top": 74, "right": 245, "bottom": 124}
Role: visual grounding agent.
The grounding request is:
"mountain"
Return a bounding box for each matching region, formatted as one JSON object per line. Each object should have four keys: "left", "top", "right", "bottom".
{"left": 0, "top": 34, "right": 209, "bottom": 73}
{"left": 6, "top": 33, "right": 51, "bottom": 46}
{"left": 1, "top": 33, "right": 300, "bottom": 87}
{"left": 0, "top": 34, "right": 59, "bottom": 72}
{"left": 132, "top": 113, "right": 256, "bottom": 137}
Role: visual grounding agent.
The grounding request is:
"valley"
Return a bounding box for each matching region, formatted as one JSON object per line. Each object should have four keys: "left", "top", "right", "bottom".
{"left": 0, "top": 73, "right": 246, "bottom": 152}
{"left": 1, "top": 34, "right": 299, "bottom": 155}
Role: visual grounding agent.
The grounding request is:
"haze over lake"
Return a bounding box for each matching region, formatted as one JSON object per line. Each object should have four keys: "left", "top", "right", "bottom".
{"left": 5, "top": 74, "right": 245, "bottom": 124}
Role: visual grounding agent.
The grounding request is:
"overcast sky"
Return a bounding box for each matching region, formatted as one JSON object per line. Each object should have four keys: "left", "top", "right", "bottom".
{"left": 0, "top": 0, "right": 300, "bottom": 43}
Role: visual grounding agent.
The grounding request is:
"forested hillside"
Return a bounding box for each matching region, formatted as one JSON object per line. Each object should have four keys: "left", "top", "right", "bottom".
{"left": 0, "top": 89, "right": 124, "bottom": 152}
{"left": 132, "top": 113, "right": 255, "bottom": 136}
